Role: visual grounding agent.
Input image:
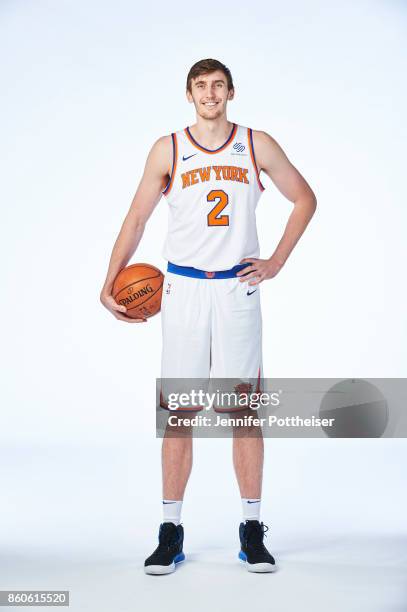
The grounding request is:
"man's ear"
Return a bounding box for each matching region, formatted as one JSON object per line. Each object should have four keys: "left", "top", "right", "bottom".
{"left": 228, "top": 88, "right": 235, "bottom": 101}
{"left": 186, "top": 90, "right": 193, "bottom": 103}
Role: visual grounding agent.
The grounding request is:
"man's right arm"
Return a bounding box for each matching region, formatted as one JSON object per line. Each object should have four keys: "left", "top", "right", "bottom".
{"left": 100, "top": 135, "right": 172, "bottom": 322}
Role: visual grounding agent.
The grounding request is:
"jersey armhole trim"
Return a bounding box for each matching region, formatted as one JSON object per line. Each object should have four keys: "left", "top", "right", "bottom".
{"left": 162, "top": 133, "right": 178, "bottom": 196}
{"left": 247, "top": 128, "right": 265, "bottom": 192}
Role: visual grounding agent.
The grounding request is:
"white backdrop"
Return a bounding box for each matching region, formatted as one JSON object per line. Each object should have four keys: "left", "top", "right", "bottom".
{"left": 1, "top": 1, "right": 406, "bottom": 611}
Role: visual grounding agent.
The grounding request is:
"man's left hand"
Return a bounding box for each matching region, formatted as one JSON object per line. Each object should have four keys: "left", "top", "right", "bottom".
{"left": 236, "top": 257, "right": 283, "bottom": 285}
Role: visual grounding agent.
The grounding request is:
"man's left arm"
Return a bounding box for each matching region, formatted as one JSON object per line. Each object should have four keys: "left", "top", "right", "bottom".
{"left": 237, "top": 130, "right": 317, "bottom": 285}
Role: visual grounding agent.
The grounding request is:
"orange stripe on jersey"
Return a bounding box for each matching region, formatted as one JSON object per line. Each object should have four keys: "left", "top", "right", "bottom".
{"left": 184, "top": 123, "right": 238, "bottom": 154}
{"left": 247, "top": 128, "right": 265, "bottom": 192}
{"left": 162, "top": 133, "right": 178, "bottom": 196}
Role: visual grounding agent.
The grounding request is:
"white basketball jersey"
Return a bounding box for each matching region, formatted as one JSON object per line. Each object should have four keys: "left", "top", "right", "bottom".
{"left": 161, "top": 123, "right": 265, "bottom": 270}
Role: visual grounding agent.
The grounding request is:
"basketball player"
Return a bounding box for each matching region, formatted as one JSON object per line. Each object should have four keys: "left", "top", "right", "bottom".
{"left": 100, "top": 59, "right": 316, "bottom": 574}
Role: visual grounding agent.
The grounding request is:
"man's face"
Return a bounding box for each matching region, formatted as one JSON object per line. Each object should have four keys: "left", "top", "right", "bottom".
{"left": 187, "top": 70, "right": 234, "bottom": 120}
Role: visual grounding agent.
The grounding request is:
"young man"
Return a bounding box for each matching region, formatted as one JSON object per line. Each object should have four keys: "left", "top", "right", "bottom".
{"left": 100, "top": 59, "right": 316, "bottom": 574}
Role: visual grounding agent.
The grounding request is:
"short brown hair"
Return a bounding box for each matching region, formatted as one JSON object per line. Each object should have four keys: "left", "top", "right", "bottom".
{"left": 186, "top": 59, "right": 234, "bottom": 93}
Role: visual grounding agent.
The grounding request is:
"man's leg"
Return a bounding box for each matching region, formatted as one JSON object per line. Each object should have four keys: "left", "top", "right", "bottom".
{"left": 144, "top": 420, "right": 193, "bottom": 575}
{"left": 145, "top": 270, "right": 210, "bottom": 575}
{"left": 159, "top": 271, "right": 210, "bottom": 507}
{"left": 211, "top": 277, "right": 265, "bottom": 512}
{"left": 232, "top": 422, "right": 276, "bottom": 572}
{"left": 162, "top": 421, "right": 193, "bottom": 501}
{"left": 232, "top": 423, "right": 264, "bottom": 501}
{"left": 211, "top": 277, "right": 276, "bottom": 571}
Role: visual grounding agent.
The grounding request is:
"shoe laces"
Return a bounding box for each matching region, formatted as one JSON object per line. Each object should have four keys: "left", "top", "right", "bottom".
{"left": 157, "top": 523, "right": 179, "bottom": 550}
{"left": 245, "top": 521, "right": 269, "bottom": 549}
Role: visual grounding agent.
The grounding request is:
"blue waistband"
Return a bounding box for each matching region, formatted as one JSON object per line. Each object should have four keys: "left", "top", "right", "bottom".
{"left": 167, "top": 261, "right": 251, "bottom": 279}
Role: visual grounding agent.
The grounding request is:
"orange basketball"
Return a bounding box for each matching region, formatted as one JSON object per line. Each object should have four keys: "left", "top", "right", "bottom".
{"left": 112, "top": 263, "right": 164, "bottom": 319}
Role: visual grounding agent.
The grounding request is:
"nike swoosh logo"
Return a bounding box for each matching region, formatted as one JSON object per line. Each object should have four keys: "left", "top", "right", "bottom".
{"left": 162, "top": 501, "right": 177, "bottom": 504}
{"left": 182, "top": 153, "right": 197, "bottom": 161}
{"left": 247, "top": 289, "right": 257, "bottom": 296}
{"left": 247, "top": 500, "right": 260, "bottom": 504}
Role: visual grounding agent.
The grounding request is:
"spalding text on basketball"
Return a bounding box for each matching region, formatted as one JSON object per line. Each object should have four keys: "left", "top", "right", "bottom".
{"left": 118, "top": 283, "right": 154, "bottom": 306}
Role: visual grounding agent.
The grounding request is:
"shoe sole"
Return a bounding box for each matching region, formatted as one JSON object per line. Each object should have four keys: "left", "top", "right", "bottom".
{"left": 239, "top": 551, "right": 277, "bottom": 573}
{"left": 144, "top": 552, "right": 185, "bottom": 575}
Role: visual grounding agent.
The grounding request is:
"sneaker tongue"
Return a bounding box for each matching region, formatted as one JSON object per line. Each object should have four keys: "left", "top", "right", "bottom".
{"left": 159, "top": 522, "right": 178, "bottom": 544}
{"left": 245, "top": 520, "right": 262, "bottom": 532}
{"left": 245, "top": 521, "right": 264, "bottom": 544}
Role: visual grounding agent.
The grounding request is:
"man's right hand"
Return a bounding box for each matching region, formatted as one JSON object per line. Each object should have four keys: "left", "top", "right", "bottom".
{"left": 100, "top": 290, "right": 147, "bottom": 323}
{"left": 99, "top": 135, "right": 172, "bottom": 325}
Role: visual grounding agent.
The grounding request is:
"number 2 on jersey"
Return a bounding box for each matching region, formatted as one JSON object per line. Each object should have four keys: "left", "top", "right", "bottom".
{"left": 207, "top": 190, "right": 229, "bottom": 226}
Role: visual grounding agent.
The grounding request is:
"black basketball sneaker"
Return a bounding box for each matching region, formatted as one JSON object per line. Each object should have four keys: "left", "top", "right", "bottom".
{"left": 144, "top": 522, "right": 185, "bottom": 575}
{"left": 239, "top": 520, "right": 277, "bottom": 572}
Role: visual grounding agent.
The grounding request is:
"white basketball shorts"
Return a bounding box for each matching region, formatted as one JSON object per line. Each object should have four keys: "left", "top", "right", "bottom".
{"left": 159, "top": 262, "right": 263, "bottom": 412}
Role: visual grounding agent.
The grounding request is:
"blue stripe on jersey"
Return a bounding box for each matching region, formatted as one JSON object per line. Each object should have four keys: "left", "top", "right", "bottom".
{"left": 185, "top": 123, "right": 236, "bottom": 153}
{"left": 167, "top": 261, "right": 251, "bottom": 279}
{"left": 162, "top": 133, "right": 176, "bottom": 194}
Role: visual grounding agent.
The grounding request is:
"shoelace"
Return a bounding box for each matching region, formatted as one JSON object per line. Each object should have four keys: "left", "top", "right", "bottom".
{"left": 245, "top": 522, "right": 269, "bottom": 550}
{"left": 157, "top": 525, "right": 179, "bottom": 551}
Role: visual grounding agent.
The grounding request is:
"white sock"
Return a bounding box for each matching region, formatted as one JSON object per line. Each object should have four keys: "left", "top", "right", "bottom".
{"left": 162, "top": 500, "right": 183, "bottom": 525}
{"left": 242, "top": 498, "right": 261, "bottom": 521}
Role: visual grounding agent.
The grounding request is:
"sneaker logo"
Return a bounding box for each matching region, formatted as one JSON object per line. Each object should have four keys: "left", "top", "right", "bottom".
{"left": 182, "top": 153, "right": 197, "bottom": 161}
{"left": 247, "top": 500, "right": 260, "bottom": 504}
{"left": 247, "top": 289, "right": 257, "bottom": 296}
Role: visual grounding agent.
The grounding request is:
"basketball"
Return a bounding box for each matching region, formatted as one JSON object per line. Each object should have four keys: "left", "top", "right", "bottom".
{"left": 112, "top": 263, "right": 164, "bottom": 319}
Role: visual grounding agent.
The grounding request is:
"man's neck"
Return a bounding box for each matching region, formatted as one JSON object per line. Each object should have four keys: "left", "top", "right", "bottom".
{"left": 188, "top": 117, "right": 233, "bottom": 149}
